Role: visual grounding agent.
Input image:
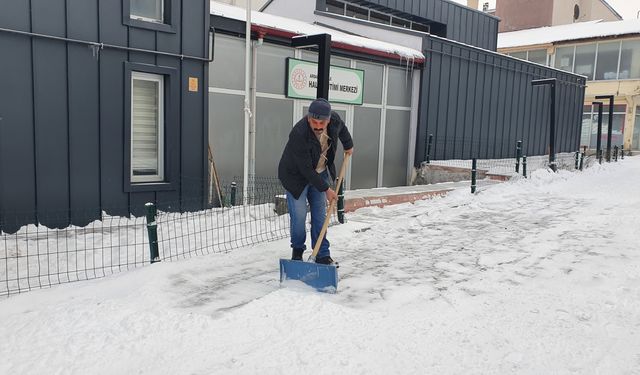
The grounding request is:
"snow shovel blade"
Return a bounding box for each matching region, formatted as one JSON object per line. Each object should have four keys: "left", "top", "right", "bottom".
{"left": 279, "top": 259, "right": 338, "bottom": 293}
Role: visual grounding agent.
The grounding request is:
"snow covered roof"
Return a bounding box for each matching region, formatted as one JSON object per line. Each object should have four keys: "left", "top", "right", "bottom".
{"left": 210, "top": 1, "right": 425, "bottom": 62}
{"left": 498, "top": 19, "right": 640, "bottom": 49}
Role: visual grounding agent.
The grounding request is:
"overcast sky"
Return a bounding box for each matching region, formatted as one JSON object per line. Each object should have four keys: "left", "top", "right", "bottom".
{"left": 451, "top": 0, "right": 640, "bottom": 20}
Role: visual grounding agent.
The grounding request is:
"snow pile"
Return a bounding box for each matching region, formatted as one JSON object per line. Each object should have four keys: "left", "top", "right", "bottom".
{"left": 210, "top": 1, "right": 425, "bottom": 61}
{"left": 1, "top": 158, "right": 640, "bottom": 374}
{"left": 498, "top": 19, "right": 640, "bottom": 49}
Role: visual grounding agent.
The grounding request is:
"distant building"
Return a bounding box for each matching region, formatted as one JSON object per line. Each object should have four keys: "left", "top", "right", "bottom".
{"left": 496, "top": 0, "right": 622, "bottom": 33}
{"left": 498, "top": 20, "right": 640, "bottom": 152}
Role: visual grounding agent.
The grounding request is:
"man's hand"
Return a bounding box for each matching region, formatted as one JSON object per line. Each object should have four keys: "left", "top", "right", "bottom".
{"left": 345, "top": 148, "right": 354, "bottom": 156}
{"left": 325, "top": 187, "right": 338, "bottom": 202}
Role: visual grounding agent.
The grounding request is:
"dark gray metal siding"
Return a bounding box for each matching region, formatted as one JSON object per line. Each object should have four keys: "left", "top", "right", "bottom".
{"left": 415, "top": 35, "right": 587, "bottom": 164}
{"left": 341, "top": 0, "right": 499, "bottom": 50}
{"left": 0, "top": 0, "right": 210, "bottom": 232}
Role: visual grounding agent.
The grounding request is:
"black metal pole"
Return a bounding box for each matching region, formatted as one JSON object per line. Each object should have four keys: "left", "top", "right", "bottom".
{"left": 532, "top": 78, "right": 557, "bottom": 172}
{"left": 471, "top": 158, "right": 477, "bottom": 194}
{"left": 594, "top": 101, "right": 604, "bottom": 164}
{"left": 522, "top": 156, "right": 527, "bottom": 178}
{"left": 426, "top": 134, "right": 433, "bottom": 164}
{"left": 291, "top": 34, "right": 331, "bottom": 100}
{"left": 596, "top": 95, "right": 614, "bottom": 162}
{"left": 516, "top": 140, "right": 522, "bottom": 173}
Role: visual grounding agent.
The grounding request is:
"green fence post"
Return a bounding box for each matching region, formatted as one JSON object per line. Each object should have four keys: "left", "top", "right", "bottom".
{"left": 522, "top": 156, "right": 527, "bottom": 178}
{"left": 145, "top": 202, "right": 160, "bottom": 264}
{"left": 230, "top": 181, "right": 237, "bottom": 206}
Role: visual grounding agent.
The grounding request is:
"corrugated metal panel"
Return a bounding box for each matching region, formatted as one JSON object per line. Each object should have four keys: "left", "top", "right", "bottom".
{"left": 0, "top": 0, "right": 210, "bottom": 232}
{"left": 356, "top": 0, "right": 500, "bottom": 50}
{"left": 415, "top": 35, "right": 587, "bottom": 164}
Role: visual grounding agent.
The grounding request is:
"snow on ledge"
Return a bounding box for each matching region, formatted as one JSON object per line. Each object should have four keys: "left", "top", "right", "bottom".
{"left": 498, "top": 19, "right": 640, "bottom": 49}
{"left": 210, "top": 1, "right": 425, "bottom": 61}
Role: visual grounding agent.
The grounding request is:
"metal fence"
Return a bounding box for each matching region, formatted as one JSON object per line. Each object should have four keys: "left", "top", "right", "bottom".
{"left": 0, "top": 177, "right": 300, "bottom": 297}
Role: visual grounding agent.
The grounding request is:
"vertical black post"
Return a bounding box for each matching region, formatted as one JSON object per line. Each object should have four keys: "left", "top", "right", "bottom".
{"left": 575, "top": 151, "right": 579, "bottom": 170}
{"left": 145, "top": 203, "right": 160, "bottom": 264}
{"left": 471, "top": 158, "right": 477, "bottom": 194}
{"left": 291, "top": 34, "right": 332, "bottom": 100}
{"left": 593, "top": 101, "right": 603, "bottom": 164}
{"left": 515, "top": 140, "right": 522, "bottom": 173}
{"left": 621, "top": 145, "right": 625, "bottom": 159}
{"left": 614, "top": 146, "right": 619, "bottom": 161}
{"left": 337, "top": 181, "right": 345, "bottom": 223}
{"left": 230, "top": 181, "right": 237, "bottom": 206}
{"left": 596, "top": 95, "right": 614, "bottom": 162}
{"left": 532, "top": 79, "right": 557, "bottom": 172}
{"left": 426, "top": 134, "right": 433, "bottom": 164}
{"left": 522, "top": 156, "right": 527, "bottom": 178}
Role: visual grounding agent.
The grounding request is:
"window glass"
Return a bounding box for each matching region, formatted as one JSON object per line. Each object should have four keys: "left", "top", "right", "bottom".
{"left": 255, "top": 98, "right": 294, "bottom": 177}
{"left": 619, "top": 40, "right": 640, "bottom": 79}
{"left": 131, "top": 0, "right": 163, "bottom": 22}
{"left": 574, "top": 44, "right": 596, "bottom": 80}
{"left": 370, "top": 11, "right": 391, "bottom": 25}
{"left": 510, "top": 51, "right": 526, "bottom": 60}
{"left": 356, "top": 61, "right": 383, "bottom": 105}
{"left": 131, "top": 72, "right": 163, "bottom": 182}
{"left": 633, "top": 107, "right": 640, "bottom": 150}
{"left": 595, "top": 42, "right": 620, "bottom": 80}
{"left": 391, "top": 17, "right": 411, "bottom": 29}
{"left": 257, "top": 43, "right": 294, "bottom": 95}
{"left": 210, "top": 35, "right": 246, "bottom": 90}
{"left": 589, "top": 104, "right": 625, "bottom": 149}
{"left": 387, "top": 66, "right": 412, "bottom": 107}
{"left": 331, "top": 56, "right": 351, "bottom": 67}
{"left": 352, "top": 107, "right": 381, "bottom": 189}
{"left": 581, "top": 111, "right": 592, "bottom": 147}
{"left": 209, "top": 93, "right": 245, "bottom": 180}
{"left": 346, "top": 4, "right": 368, "bottom": 20}
{"left": 527, "top": 49, "right": 547, "bottom": 65}
{"left": 554, "top": 46, "right": 574, "bottom": 72}
{"left": 325, "top": 0, "right": 345, "bottom": 15}
{"left": 411, "top": 23, "right": 430, "bottom": 33}
{"left": 383, "top": 110, "right": 411, "bottom": 187}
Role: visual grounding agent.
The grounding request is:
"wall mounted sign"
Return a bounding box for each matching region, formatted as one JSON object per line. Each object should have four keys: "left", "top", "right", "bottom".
{"left": 286, "top": 58, "right": 364, "bottom": 105}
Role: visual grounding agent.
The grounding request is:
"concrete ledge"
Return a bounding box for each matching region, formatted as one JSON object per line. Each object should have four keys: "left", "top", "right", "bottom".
{"left": 344, "top": 190, "right": 452, "bottom": 212}
{"left": 486, "top": 173, "right": 511, "bottom": 181}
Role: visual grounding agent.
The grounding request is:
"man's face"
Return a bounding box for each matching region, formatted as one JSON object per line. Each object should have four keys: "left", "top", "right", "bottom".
{"left": 308, "top": 116, "right": 330, "bottom": 134}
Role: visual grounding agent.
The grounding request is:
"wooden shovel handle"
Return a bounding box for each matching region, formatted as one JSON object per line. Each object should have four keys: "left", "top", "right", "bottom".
{"left": 310, "top": 153, "right": 351, "bottom": 259}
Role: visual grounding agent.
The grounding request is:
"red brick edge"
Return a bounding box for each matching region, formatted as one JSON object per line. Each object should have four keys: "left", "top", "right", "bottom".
{"left": 344, "top": 190, "right": 452, "bottom": 212}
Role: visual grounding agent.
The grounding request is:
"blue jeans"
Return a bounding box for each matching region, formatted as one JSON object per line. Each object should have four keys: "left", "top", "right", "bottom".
{"left": 286, "top": 170, "right": 332, "bottom": 258}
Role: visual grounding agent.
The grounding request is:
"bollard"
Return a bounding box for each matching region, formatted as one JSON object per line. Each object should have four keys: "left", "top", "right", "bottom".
{"left": 621, "top": 145, "right": 625, "bottom": 160}
{"left": 426, "top": 134, "right": 434, "bottom": 164}
{"left": 145, "top": 202, "right": 160, "bottom": 264}
{"left": 471, "top": 158, "right": 477, "bottom": 194}
{"left": 522, "top": 156, "right": 527, "bottom": 178}
{"left": 230, "top": 181, "right": 237, "bottom": 206}
{"left": 574, "top": 151, "right": 579, "bottom": 170}
{"left": 515, "top": 140, "right": 522, "bottom": 173}
{"left": 337, "top": 181, "right": 345, "bottom": 224}
{"left": 579, "top": 150, "right": 585, "bottom": 171}
{"left": 614, "top": 146, "right": 619, "bottom": 162}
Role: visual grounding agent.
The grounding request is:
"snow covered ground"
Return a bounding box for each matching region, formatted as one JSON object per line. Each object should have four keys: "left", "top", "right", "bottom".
{"left": 1, "top": 158, "right": 639, "bottom": 374}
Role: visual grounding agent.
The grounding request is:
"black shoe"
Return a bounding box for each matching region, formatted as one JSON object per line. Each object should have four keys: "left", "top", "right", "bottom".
{"left": 291, "top": 248, "right": 304, "bottom": 261}
{"left": 315, "top": 256, "right": 339, "bottom": 268}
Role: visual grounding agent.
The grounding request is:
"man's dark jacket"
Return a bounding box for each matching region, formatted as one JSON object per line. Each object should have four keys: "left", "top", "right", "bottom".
{"left": 278, "top": 111, "right": 353, "bottom": 199}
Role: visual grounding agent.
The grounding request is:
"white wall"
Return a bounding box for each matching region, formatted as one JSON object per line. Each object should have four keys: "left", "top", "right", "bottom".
{"left": 261, "top": 0, "right": 317, "bottom": 23}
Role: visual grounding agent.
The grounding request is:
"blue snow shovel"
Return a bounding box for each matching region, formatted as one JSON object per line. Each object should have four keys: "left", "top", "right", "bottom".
{"left": 279, "top": 153, "right": 351, "bottom": 293}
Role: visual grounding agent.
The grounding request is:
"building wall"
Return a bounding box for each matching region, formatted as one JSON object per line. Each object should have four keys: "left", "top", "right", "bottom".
{"left": 552, "top": 0, "right": 620, "bottom": 26}
{"left": 416, "top": 35, "right": 587, "bottom": 163}
{"left": 496, "top": 0, "right": 554, "bottom": 32}
{"left": 0, "top": 0, "right": 210, "bottom": 233}
{"left": 316, "top": 0, "right": 500, "bottom": 51}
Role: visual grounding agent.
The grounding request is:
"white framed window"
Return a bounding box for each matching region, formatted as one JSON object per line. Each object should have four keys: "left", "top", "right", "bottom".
{"left": 131, "top": 72, "right": 164, "bottom": 183}
{"left": 130, "top": 0, "right": 164, "bottom": 23}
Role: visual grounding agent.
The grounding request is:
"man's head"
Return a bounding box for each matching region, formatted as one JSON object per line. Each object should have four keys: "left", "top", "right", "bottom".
{"left": 307, "top": 98, "right": 331, "bottom": 134}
